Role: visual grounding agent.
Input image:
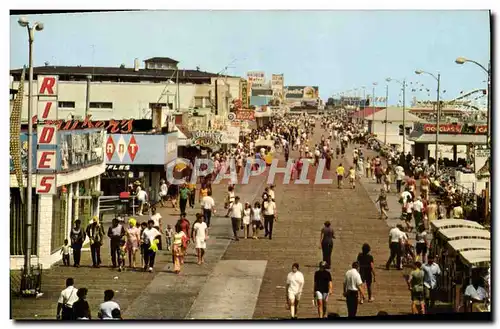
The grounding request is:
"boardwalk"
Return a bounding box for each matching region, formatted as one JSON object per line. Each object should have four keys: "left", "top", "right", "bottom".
{"left": 223, "top": 127, "right": 411, "bottom": 318}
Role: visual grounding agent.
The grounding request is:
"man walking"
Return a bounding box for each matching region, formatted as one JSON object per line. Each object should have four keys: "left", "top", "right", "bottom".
{"left": 107, "top": 218, "right": 125, "bottom": 268}
{"left": 56, "top": 278, "right": 78, "bottom": 320}
{"left": 86, "top": 216, "right": 104, "bottom": 268}
{"left": 422, "top": 255, "right": 441, "bottom": 312}
{"left": 343, "top": 262, "right": 365, "bottom": 317}
{"left": 386, "top": 224, "right": 404, "bottom": 270}
{"left": 229, "top": 196, "right": 243, "bottom": 241}
{"left": 262, "top": 194, "right": 277, "bottom": 240}
{"left": 179, "top": 183, "right": 191, "bottom": 215}
{"left": 201, "top": 190, "right": 216, "bottom": 228}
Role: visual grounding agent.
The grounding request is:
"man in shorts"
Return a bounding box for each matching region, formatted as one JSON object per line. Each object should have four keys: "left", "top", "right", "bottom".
{"left": 407, "top": 260, "right": 426, "bottom": 314}
{"left": 286, "top": 263, "right": 304, "bottom": 319}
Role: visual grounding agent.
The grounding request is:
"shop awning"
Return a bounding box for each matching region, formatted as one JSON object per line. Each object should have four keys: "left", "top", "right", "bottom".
{"left": 409, "top": 134, "right": 487, "bottom": 145}
{"left": 175, "top": 125, "right": 193, "bottom": 139}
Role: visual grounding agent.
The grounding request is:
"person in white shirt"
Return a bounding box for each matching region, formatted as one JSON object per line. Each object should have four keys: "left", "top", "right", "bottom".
{"left": 201, "top": 191, "right": 216, "bottom": 228}
{"left": 386, "top": 225, "right": 404, "bottom": 270}
{"left": 192, "top": 213, "right": 208, "bottom": 265}
{"left": 413, "top": 197, "right": 424, "bottom": 229}
{"left": 464, "top": 277, "right": 488, "bottom": 307}
{"left": 343, "top": 262, "right": 365, "bottom": 317}
{"left": 286, "top": 263, "right": 305, "bottom": 319}
{"left": 141, "top": 220, "right": 161, "bottom": 272}
{"left": 230, "top": 196, "right": 243, "bottom": 241}
{"left": 395, "top": 165, "right": 405, "bottom": 193}
{"left": 98, "top": 290, "right": 121, "bottom": 320}
{"left": 262, "top": 194, "right": 277, "bottom": 240}
{"left": 159, "top": 180, "right": 168, "bottom": 207}
{"left": 57, "top": 278, "right": 79, "bottom": 320}
{"left": 136, "top": 188, "right": 148, "bottom": 216}
{"left": 150, "top": 207, "right": 163, "bottom": 250}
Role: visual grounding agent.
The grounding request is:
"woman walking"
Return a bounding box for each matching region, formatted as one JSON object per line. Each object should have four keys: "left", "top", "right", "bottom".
{"left": 176, "top": 213, "right": 191, "bottom": 263}
{"left": 70, "top": 220, "right": 86, "bottom": 267}
{"left": 376, "top": 188, "right": 389, "bottom": 220}
{"left": 192, "top": 213, "right": 208, "bottom": 265}
{"left": 365, "top": 157, "right": 371, "bottom": 178}
{"left": 225, "top": 185, "right": 236, "bottom": 217}
{"left": 172, "top": 224, "right": 187, "bottom": 274}
{"left": 357, "top": 243, "right": 376, "bottom": 303}
{"left": 319, "top": 221, "right": 335, "bottom": 269}
{"left": 126, "top": 218, "right": 141, "bottom": 269}
{"left": 242, "top": 202, "right": 252, "bottom": 239}
{"left": 251, "top": 202, "right": 262, "bottom": 239}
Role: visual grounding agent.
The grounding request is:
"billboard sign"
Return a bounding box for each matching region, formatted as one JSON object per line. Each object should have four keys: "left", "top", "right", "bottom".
{"left": 59, "top": 129, "right": 105, "bottom": 172}
{"left": 221, "top": 126, "right": 240, "bottom": 144}
{"left": 106, "top": 134, "right": 167, "bottom": 165}
{"left": 423, "top": 123, "right": 488, "bottom": 135}
{"left": 285, "top": 86, "right": 319, "bottom": 99}
{"left": 235, "top": 110, "right": 255, "bottom": 121}
{"left": 271, "top": 74, "right": 284, "bottom": 100}
{"left": 247, "top": 71, "right": 265, "bottom": 87}
{"left": 36, "top": 75, "right": 59, "bottom": 194}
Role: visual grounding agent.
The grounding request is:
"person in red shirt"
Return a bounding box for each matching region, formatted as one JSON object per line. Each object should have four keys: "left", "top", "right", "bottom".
{"left": 296, "top": 157, "right": 304, "bottom": 179}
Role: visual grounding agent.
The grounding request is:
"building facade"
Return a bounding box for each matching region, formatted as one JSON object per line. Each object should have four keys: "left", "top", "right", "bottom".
{"left": 10, "top": 57, "right": 242, "bottom": 123}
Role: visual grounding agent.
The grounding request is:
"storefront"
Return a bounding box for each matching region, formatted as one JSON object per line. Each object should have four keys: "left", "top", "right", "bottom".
{"left": 101, "top": 132, "right": 178, "bottom": 204}
{"left": 10, "top": 128, "right": 106, "bottom": 269}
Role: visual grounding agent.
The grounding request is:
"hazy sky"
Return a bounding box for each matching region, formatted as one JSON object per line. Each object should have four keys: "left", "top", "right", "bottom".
{"left": 10, "top": 10, "right": 490, "bottom": 105}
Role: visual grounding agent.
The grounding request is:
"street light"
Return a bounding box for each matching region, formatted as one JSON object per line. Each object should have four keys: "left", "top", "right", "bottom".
{"left": 18, "top": 16, "right": 44, "bottom": 294}
{"left": 455, "top": 56, "right": 490, "bottom": 147}
{"left": 386, "top": 77, "right": 407, "bottom": 154}
{"left": 372, "top": 82, "right": 378, "bottom": 132}
{"left": 415, "top": 69, "right": 441, "bottom": 175}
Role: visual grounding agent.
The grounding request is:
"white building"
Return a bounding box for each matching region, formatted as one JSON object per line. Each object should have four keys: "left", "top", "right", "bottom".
{"left": 9, "top": 57, "right": 242, "bottom": 122}
{"left": 368, "top": 107, "right": 422, "bottom": 152}
{"left": 10, "top": 130, "right": 106, "bottom": 269}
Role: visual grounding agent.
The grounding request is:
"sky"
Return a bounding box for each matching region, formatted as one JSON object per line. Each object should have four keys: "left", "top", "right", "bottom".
{"left": 9, "top": 10, "right": 490, "bottom": 105}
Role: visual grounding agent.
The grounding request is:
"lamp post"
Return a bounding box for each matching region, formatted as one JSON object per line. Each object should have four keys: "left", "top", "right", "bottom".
{"left": 455, "top": 57, "right": 490, "bottom": 147}
{"left": 384, "top": 84, "right": 389, "bottom": 144}
{"left": 415, "top": 70, "right": 441, "bottom": 174}
{"left": 386, "top": 77, "right": 407, "bottom": 154}
{"left": 372, "top": 82, "right": 378, "bottom": 133}
{"left": 18, "top": 16, "right": 44, "bottom": 284}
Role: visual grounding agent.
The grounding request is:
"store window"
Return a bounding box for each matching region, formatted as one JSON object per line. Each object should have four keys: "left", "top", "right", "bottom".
{"left": 51, "top": 188, "right": 68, "bottom": 253}
{"left": 77, "top": 180, "right": 94, "bottom": 229}
{"left": 10, "top": 188, "right": 39, "bottom": 255}
{"left": 89, "top": 102, "right": 113, "bottom": 109}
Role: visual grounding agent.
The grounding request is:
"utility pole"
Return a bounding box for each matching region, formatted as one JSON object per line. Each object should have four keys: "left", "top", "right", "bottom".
{"left": 215, "top": 77, "right": 219, "bottom": 116}
{"left": 435, "top": 73, "right": 441, "bottom": 174}
{"left": 176, "top": 69, "right": 180, "bottom": 111}
{"left": 85, "top": 75, "right": 91, "bottom": 117}
{"left": 402, "top": 79, "right": 406, "bottom": 155}
{"left": 384, "top": 84, "right": 389, "bottom": 144}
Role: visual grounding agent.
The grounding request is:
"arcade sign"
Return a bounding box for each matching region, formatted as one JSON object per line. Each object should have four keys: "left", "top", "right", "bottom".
{"left": 36, "top": 75, "right": 59, "bottom": 194}
{"left": 235, "top": 110, "right": 255, "bottom": 121}
{"left": 192, "top": 131, "right": 223, "bottom": 147}
{"left": 423, "top": 123, "right": 488, "bottom": 135}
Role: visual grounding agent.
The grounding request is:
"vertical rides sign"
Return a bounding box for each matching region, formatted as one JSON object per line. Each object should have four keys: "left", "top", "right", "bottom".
{"left": 36, "top": 75, "right": 59, "bottom": 195}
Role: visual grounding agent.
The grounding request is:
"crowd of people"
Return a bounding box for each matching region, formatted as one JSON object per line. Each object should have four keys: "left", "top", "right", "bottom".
{"left": 54, "top": 110, "right": 488, "bottom": 319}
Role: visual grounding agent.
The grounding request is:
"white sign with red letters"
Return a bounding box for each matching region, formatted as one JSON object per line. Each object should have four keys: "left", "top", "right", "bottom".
{"left": 36, "top": 75, "right": 59, "bottom": 195}
{"left": 36, "top": 175, "right": 57, "bottom": 194}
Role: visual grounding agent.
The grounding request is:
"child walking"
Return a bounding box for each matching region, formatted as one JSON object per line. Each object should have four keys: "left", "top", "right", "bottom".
{"left": 61, "top": 239, "right": 72, "bottom": 266}
{"left": 165, "top": 224, "right": 174, "bottom": 251}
